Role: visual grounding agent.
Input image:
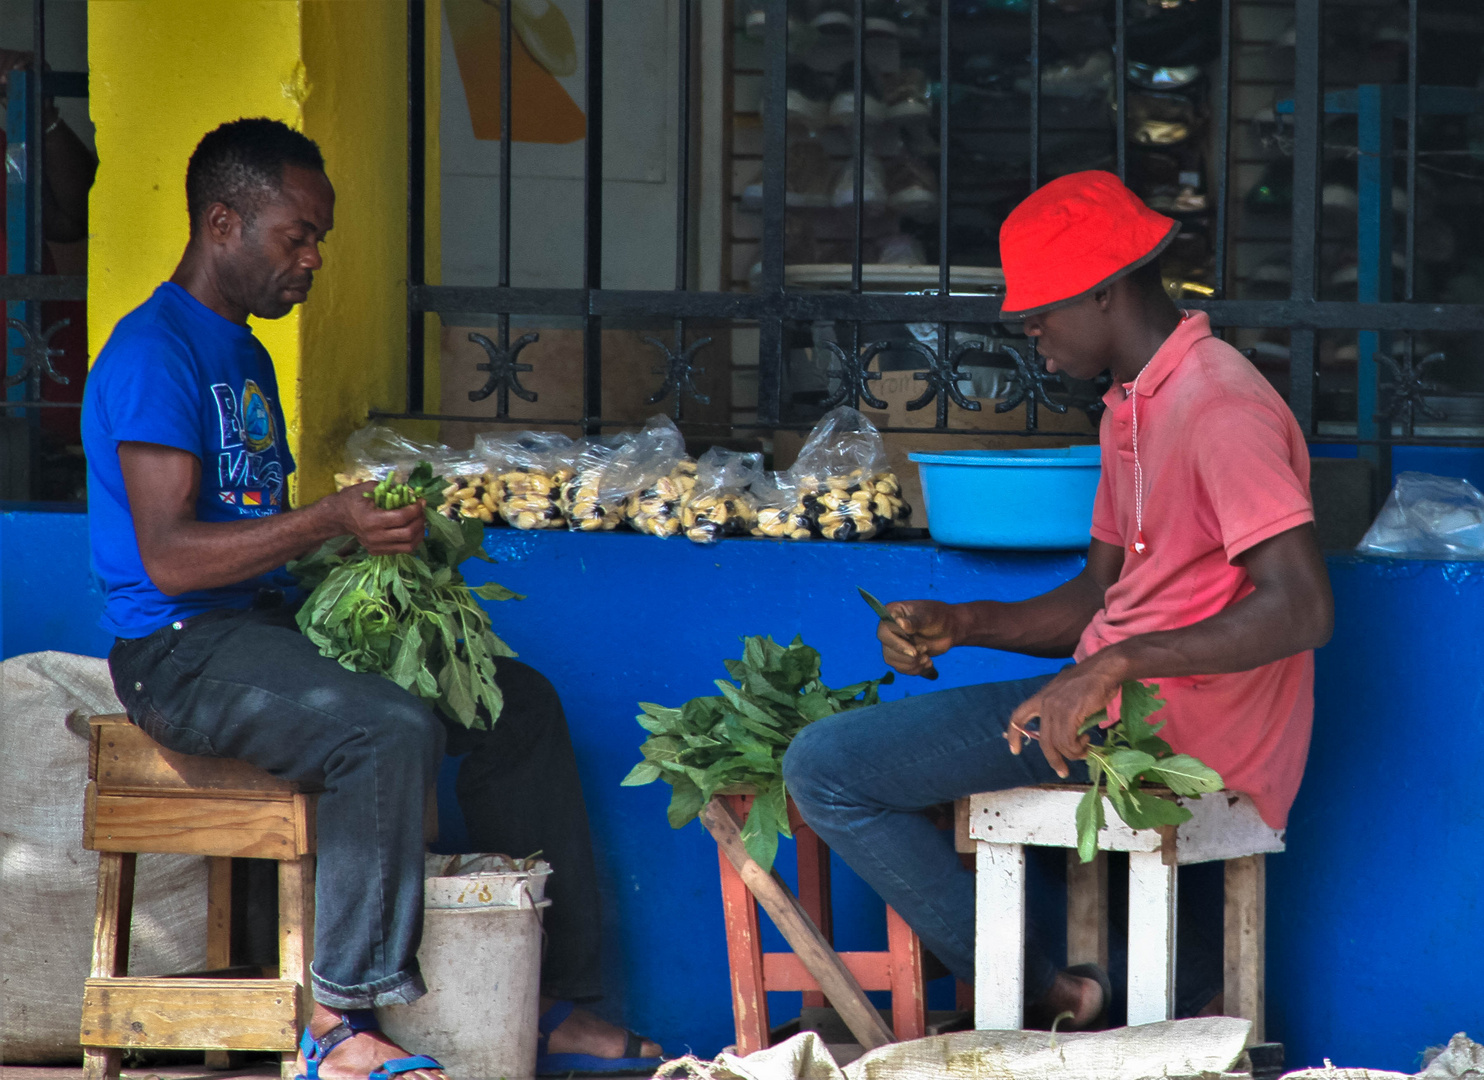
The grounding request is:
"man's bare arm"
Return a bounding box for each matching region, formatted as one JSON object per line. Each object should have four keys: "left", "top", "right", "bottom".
{"left": 877, "top": 539, "right": 1124, "bottom": 676}
{"left": 120, "top": 442, "right": 426, "bottom": 597}
{"left": 1008, "top": 523, "right": 1333, "bottom": 776}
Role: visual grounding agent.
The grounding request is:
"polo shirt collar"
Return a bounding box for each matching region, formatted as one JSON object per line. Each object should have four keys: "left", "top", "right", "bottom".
{"left": 1101, "top": 310, "right": 1212, "bottom": 407}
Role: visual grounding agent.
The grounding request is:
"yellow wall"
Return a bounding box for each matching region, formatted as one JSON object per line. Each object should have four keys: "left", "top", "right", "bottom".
{"left": 88, "top": 0, "right": 440, "bottom": 505}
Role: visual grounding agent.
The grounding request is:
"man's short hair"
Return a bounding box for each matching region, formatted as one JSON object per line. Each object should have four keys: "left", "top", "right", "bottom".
{"left": 185, "top": 118, "right": 325, "bottom": 235}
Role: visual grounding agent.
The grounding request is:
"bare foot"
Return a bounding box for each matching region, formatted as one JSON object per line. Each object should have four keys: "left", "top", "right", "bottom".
{"left": 540, "top": 997, "right": 663, "bottom": 1060}
{"left": 294, "top": 1003, "right": 446, "bottom": 1080}
{"left": 1028, "top": 971, "right": 1104, "bottom": 1030}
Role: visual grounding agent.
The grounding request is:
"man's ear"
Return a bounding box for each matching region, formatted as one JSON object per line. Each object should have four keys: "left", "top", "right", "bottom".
{"left": 201, "top": 201, "right": 241, "bottom": 246}
{"left": 1093, "top": 286, "right": 1114, "bottom": 311}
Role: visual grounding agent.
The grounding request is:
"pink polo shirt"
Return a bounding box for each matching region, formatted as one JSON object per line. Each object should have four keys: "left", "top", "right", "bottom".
{"left": 1074, "top": 312, "right": 1315, "bottom": 828}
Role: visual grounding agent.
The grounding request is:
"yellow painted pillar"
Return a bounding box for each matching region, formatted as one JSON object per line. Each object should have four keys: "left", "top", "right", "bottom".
{"left": 88, "top": 0, "right": 439, "bottom": 504}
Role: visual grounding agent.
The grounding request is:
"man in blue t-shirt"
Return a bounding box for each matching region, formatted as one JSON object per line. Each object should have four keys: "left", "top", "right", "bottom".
{"left": 84, "top": 119, "right": 660, "bottom": 1079}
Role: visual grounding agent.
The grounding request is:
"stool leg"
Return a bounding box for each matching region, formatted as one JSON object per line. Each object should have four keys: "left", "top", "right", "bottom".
{"left": 82, "top": 851, "right": 135, "bottom": 1080}
{"left": 885, "top": 906, "right": 926, "bottom": 1040}
{"left": 279, "top": 856, "right": 315, "bottom": 1080}
{"left": 1066, "top": 850, "right": 1109, "bottom": 970}
{"left": 204, "top": 857, "right": 235, "bottom": 1070}
{"left": 1127, "top": 850, "right": 1177, "bottom": 1025}
{"left": 795, "top": 824, "right": 831, "bottom": 1010}
{"left": 716, "top": 840, "right": 769, "bottom": 1054}
{"left": 974, "top": 840, "right": 1025, "bottom": 1030}
{"left": 1224, "top": 854, "right": 1266, "bottom": 1044}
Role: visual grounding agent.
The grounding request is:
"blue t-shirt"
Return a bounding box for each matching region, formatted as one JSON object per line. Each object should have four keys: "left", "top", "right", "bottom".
{"left": 82, "top": 282, "right": 297, "bottom": 638}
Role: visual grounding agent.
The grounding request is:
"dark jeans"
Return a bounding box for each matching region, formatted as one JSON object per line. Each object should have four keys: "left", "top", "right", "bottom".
{"left": 782, "top": 673, "right": 1220, "bottom": 1014}
{"left": 108, "top": 605, "right": 601, "bottom": 1009}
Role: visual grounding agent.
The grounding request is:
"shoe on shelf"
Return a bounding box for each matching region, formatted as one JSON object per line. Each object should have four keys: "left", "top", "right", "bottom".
{"left": 795, "top": 64, "right": 839, "bottom": 129}
{"left": 877, "top": 230, "right": 927, "bottom": 265}
{"left": 808, "top": 0, "right": 901, "bottom": 39}
{"left": 829, "top": 62, "right": 888, "bottom": 126}
{"left": 885, "top": 154, "right": 938, "bottom": 220}
{"left": 830, "top": 153, "right": 889, "bottom": 210}
{"left": 1016, "top": 51, "right": 1114, "bottom": 98}
{"left": 1127, "top": 60, "right": 1202, "bottom": 91}
{"left": 879, "top": 67, "right": 931, "bottom": 123}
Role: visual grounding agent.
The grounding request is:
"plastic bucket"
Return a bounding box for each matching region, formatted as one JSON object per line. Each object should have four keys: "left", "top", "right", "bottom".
{"left": 377, "top": 855, "right": 551, "bottom": 1080}
{"left": 909, "top": 446, "right": 1102, "bottom": 549}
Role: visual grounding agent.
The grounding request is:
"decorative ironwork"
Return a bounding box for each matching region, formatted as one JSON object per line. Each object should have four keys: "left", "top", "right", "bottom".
{"left": 467, "top": 330, "right": 539, "bottom": 412}
{"left": 4, "top": 316, "right": 71, "bottom": 390}
{"left": 994, "top": 342, "right": 1066, "bottom": 430}
{"left": 904, "top": 339, "right": 985, "bottom": 413}
{"left": 644, "top": 334, "right": 713, "bottom": 408}
{"left": 1379, "top": 349, "right": 1446, "bottom": 436}
{"left": 818, "top": 340, "right": 889, "bottom": 411}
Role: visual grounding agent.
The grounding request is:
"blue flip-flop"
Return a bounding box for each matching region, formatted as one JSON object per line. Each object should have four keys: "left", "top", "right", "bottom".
{"left": 535, "top": 1000, "right": 664, "bottom": 1076}
{"left": 296, "top": 1008, "right": 444, "bottom": 1080}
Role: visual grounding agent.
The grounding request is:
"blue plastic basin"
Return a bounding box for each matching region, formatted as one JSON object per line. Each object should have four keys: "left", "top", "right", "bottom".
{"left": 909, "top": 446, "right": 1102, "bottom": 550}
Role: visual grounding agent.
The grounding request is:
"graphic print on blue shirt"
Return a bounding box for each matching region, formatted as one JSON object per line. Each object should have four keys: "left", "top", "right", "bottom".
{"left": 212, "top": 380, "right": 285, "bottom": 513}
{"left": 82, "top": 282, "right": 298, "bottom": 638}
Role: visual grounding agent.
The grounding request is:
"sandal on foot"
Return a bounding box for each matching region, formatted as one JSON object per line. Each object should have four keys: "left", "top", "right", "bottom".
{"left": 535, "top": 1000, "right": 664, "bottom": 1076}
{"left": 297, "top": 1008, "right": 444, "bottom": 1080}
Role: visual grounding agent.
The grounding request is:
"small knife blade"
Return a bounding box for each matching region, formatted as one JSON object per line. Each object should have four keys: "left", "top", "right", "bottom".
{"left": 858, "top": 587, "right": 939, "bottom": 680}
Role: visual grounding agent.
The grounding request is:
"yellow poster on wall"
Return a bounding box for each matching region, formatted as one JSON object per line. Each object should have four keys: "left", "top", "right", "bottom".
{"left": 445, "top": 0, "right": 586, "bottom": 144}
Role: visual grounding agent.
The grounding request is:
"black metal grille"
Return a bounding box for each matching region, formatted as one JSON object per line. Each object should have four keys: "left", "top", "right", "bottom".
{"left": 390, "top": 0, "right": 1484, "bottom": 467}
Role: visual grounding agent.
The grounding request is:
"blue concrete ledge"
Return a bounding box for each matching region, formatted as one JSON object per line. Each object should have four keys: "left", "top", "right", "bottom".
{"left": 3, "top": 508, "right": 1480, "bottom": 1066}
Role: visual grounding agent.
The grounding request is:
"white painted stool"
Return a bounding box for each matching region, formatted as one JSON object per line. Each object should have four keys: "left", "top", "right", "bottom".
{"left": 966, "top": 785, "right": 1284, "bottom": 1035}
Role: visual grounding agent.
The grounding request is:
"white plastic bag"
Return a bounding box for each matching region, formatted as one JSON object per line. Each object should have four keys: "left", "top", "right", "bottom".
{"left": 786, "top": 408, "right": 910, "bottom": 541}
{"left": 561, "top": 433, "right": 637, "bottom": 531}
{"left": 1356, "top": 472, "right": 1484, "bottom": 559}
{"left": 476, "top": 430, "right": 576, "bottom": 529}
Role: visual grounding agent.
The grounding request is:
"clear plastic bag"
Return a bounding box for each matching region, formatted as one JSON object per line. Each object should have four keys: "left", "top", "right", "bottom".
{"left": 436, "top": 450, "right": 501, "bottom": 524}
{"left": 560, "top": 433, "right": 637, "bottom": 532}
{"left": 596, "top": 415, "right": 695, "bottom": 538}
{"left": 750, "top": 472, "right": 816, "bottom": 541}
{"left": 475, "top": 431, "right": 576, "bottom": 530}
{"left": 1356, "top": 471, "right": 1484, "bottom": 559}
{"left": 786, "top": 407, "right": 911, "bottom": 540}
{"left": 681, "top": 447, "right": 764, "bottom": 544}
{"left": 337, "top": 425, "right": 449, "bottom": 489}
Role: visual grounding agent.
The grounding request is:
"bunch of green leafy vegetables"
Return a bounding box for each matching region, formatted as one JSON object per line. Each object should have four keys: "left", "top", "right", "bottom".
{"left": 289, "top": 462, "right": 523, "bottom": 730}
{"left": 1074, "top": 680, "right": 1225, "bottom": 863}
{"left": 622, "top": 635, "right": 892, "bottom": 871}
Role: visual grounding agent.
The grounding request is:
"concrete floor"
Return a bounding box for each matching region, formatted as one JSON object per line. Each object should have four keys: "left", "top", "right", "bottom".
{"left": 0, "top": 1065, "right": 280, "bottom": 1080}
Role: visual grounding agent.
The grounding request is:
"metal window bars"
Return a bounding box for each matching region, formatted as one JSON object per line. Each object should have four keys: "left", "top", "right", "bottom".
{"left": 390, "top": 1, "right": 1483, "bottom": 457}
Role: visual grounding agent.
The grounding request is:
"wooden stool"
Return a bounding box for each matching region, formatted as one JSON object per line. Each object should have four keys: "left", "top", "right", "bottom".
{"left": 705, "top": 792, "right": 927, "bottom": 1056}
{"left": 965, "top": 786, "right": 1284, "bottom": 1036}
{"left": 80, "top": 715, "right": 319, "bottom": 1080}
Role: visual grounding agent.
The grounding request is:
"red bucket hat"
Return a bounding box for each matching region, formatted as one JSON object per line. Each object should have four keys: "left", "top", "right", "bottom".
{"left": 997, "top": 170, "right": 1179, "bottom": 320}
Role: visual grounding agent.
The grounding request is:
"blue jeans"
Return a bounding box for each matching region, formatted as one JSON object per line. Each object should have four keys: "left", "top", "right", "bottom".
{"left": 784, "top": 672, "right": 1225, "bottom": 1015}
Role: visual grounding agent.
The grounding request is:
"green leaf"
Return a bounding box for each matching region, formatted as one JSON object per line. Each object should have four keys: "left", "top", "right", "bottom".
{"left": 665, "top": 782, "right": 705, "bottom": 829}
{"left": 740, "top": 790, "right": 781, "bottom": 872}
{"left": 1116, "top": 790, "right": 1192, "bottom": 831}
{"left": 1145, "top": 754, "right": 1225, "bottom": 796}
{"left": 1102, "top": 748, "right": 1158, "bottom": 783}
{"left": 621, "top": 760, "right": 663, "bottom": 786}
{"left": 388, "top": 622, "right": 424, "bottom": 690}
{"left": 1075, "top": 765, "right": 1106, "bottom": 864}
{"left": 471, "top": 580, "right": 525, "bottom": 602}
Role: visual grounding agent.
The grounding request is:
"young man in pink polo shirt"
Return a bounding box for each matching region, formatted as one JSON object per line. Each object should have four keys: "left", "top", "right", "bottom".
{"left": 783, "top": 171, "right": 1333, "bottom": 1029}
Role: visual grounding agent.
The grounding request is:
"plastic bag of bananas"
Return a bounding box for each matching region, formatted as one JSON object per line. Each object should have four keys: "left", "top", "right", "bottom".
{"left": 680, "top": 447, "right": 764, "bottom": 544}
{"left": 475, "top": 430, "right": 576, "bottom": 530}
{"left": 593, "top": 415, "right": 693, "bottom": 538}
{"left": 783, "top": 406, "right": 911, "bottom": 540}
{"left": 750, "top": 472, "right": 816, "bottom": 540}
{"left": 795, "top": 468, "right": 910, "bottom": 541}
{"left": 436, "top": 451, "right": 502, "bottom": 524}
{"left": 560, "top": 432, "right": 637, "bottom": 531}
{"left": 333, "top": 423, "right": 447, "bottom": 491}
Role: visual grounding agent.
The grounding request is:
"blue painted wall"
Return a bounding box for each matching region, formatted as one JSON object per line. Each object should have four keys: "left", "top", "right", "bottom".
{"left": 3, "top": 507, "right": 1480, "bottom": 1066}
